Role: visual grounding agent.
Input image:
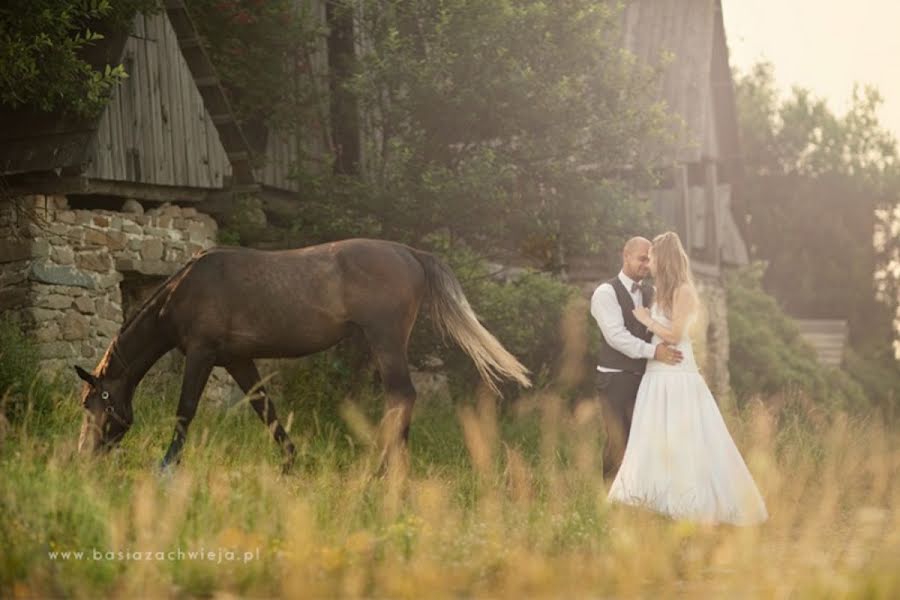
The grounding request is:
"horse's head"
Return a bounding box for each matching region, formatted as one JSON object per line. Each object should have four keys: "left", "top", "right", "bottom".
{"left": 74, "top": 365, "right": 134, "bottom": 453}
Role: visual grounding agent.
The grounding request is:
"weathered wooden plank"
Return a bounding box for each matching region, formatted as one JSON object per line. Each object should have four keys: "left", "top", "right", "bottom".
{"left": 183, "top": 46, "right": 200, "bottom": 187}
{"left": 148, "top": 15, "right": 167, "bottom": 185}
{"left": 165, "top": 14, "right": 187, "bottom": 186}
{"left": 120, "top": 44, "right": 136, "bottom": 181}
{"left": 141, "top": 31, "right": 158, "bottom": 185}
{"left": 153, "top": 14, "right": 173, "bottom": 185}
{"left": 108, "top": 81, "right": 124, "bottom": 179}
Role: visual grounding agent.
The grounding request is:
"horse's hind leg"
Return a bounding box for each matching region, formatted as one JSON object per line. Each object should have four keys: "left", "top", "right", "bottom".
{"left": 364, "top": 325, "right": 417, "bottom": 465}
{"left": 225, "top": 359, "right": 296, "bottom": 472}
{"left": 161, "top": 348, "right": 216, "bottom": 469}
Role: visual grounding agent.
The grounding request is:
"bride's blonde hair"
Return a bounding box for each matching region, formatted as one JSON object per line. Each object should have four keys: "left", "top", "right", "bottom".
{"left": 652, "top": 231, "right": 693, "bottom": 318}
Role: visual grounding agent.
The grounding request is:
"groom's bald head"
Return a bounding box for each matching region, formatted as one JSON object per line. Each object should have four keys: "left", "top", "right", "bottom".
{"left": 622, "top": 237, "right": 651, "bottom": 280}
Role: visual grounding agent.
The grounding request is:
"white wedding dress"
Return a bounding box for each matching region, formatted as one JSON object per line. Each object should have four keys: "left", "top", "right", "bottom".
{"left": 607, "top": 306, "right": 768, "bottom": 526}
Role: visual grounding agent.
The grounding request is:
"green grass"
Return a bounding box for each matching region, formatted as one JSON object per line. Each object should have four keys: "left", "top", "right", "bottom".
{"left": 2, "top": 379, "right": 899, "bottom": 598}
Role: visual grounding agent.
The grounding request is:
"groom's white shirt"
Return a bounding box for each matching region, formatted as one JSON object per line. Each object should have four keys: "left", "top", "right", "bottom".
{"left": 590, "top": 271, "right": 656, "bottom": 373}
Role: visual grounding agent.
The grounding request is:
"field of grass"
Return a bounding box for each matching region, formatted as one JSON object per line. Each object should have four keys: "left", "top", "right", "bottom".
{"left": 2, "top": 378, "right": 899, "bottom": 598}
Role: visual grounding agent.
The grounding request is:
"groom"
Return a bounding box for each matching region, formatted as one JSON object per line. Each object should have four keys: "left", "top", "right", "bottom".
{"left": 590, "top": 236, "right": 683, "bottom": 479}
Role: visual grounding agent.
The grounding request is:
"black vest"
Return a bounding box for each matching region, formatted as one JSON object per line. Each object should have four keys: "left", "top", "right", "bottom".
{"left": 596, "top": 276, "right": 654, "bottom": 374}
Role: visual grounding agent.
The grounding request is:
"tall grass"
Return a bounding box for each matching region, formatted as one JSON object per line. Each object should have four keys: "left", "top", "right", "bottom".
{"left": 2, "top": 374, "right": 898, "bottom": 598}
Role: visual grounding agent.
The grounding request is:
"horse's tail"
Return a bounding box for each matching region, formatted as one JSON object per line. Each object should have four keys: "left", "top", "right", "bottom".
{"left": 410, "top": 249, "right": 531, "bottom": 394}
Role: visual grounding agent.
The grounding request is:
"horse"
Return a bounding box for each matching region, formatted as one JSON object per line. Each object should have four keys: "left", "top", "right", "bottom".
{"left": 74, "top": 238, "right": 531, "bottom": 470}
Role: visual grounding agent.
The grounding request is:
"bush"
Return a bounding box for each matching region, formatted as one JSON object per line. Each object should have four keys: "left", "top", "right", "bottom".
{"left": 409, "top": 240, "right": 580, "bottom": 396}
{"left": 0, "top": 317, "right": 56, "bottom": 423}
{"left": 725, "top": 263, "right": 868, "bottom": 411}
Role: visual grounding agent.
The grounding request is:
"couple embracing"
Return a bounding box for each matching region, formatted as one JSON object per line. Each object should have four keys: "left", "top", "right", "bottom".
{"left": 591, "top": 231, "right": 768, "bottom": 526}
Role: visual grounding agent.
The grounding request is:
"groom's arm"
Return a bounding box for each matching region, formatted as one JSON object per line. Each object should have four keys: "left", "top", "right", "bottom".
{"left": 590, "top": 284, "right": 656, "bottom": 360}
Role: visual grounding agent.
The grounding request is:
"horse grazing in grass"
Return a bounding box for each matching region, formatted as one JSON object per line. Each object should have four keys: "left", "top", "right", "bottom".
{"left": 74, "top": 239, "right": 531, "bottom": 470}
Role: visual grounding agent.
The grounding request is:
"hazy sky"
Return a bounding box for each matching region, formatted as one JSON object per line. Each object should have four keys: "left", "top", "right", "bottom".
{"left": 721, "top": 0, "right": 900, "bottom": 141}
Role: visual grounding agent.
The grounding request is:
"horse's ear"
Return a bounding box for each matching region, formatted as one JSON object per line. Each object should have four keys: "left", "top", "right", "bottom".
{"left": 74, "top": 365, "right": 97, "bottom": 387}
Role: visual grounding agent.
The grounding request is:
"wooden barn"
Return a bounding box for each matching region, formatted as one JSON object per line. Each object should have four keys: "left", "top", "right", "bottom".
{"left": 621, "top": 0, "right": 748, "bottom": 272}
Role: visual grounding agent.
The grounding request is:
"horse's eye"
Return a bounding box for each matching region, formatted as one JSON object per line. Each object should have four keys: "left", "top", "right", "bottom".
{"left": 101, "top": 391, "right": 110, "bottom": 400}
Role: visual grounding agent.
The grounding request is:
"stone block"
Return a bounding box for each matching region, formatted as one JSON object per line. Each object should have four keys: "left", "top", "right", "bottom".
{"left": 74, "top": 296, "right": 96, "bottom": 314}
{"left": 76, "top": 251, "right": 112, "bottom": 273}
{"left": 92, "top": 317, "right": 120, "bottom": 339}
{"left": 122, "top": 223, "right": 142, "bottom": 235}
{"left": 34, "top": 322, "right": 61, "bottom": 343}
{"left": 106, "top": 231, "right": 127, "bottom": 251}
{"left": 51, "top": 245, "right": 75, "bottom": 265}
{"left": 31, "top": 239, "right": 51, "bottom": 258}
{"left": 122, "top": 199, "right": 144, "bottom": 215}
{"left": 140, "top": 238, "right": 164, "bottom": 261}
{"left": 39, "top": 341, "right": 76, "bottom": 359}
{"left": 30, "top": 262, "right": 94, "bottom": 288}
{"left": 35, "top": 294, "right": 73, "bottom": 310}
{"left": 84, "top": 229, "right": 108, "bottom": 247}
{"left": 93, "top": 215, "right": 110, "bottom": 228}
{"left": 95, "top": 298, "right": 120, "bottom": 321}
{"left": 93, "top": 271, "right": 123, "bottom": 290}
{"left": 132, "top": 259, "right": 176, "bottom": 276}
{"left": 27, "top": 307, "right": 60, "bottom": 322}
{"left": 56, "top": 211, "right": 76, "bottom": 224}
{"left": 61, "top": 312, "right": 90, "bottom": 341}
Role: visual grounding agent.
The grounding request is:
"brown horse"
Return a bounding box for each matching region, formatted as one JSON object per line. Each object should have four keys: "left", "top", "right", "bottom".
{"left": 74, "top": 238, "right": 531, "bottom": 470}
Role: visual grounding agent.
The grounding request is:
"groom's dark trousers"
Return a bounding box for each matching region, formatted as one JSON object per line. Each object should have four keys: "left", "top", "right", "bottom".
{"left": 598, "top": 371, "right": 643, "bottom": 479}
{"left": 594, "top": 275, "right": 654, "bottom": 480}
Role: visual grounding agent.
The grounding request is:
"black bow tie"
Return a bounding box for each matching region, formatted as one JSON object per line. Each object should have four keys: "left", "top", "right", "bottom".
{"left": 631, "top": 282, "right": 641, "bottom": 294}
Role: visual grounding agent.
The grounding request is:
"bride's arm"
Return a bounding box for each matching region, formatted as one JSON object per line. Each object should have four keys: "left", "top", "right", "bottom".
{"left": 634, "top": 284, "right": 697, "bottom": 345}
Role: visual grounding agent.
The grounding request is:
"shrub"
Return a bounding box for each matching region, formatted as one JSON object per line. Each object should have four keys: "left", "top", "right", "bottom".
{"left": 0, "top": 317, "right": 56, "bottom": 423}
{"left": 725, "top": 263, "right": 868, "bottom": 411}
{"left": 409, "top": 240, "right": 580, "bottom": 397}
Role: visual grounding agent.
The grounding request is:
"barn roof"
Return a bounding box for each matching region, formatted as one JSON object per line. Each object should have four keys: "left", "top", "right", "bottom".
{"left": 622, "top": 0, "right": 740, "bottom": 166}
{"left": 0, "top": 3, "right": 254, "bottom": 187}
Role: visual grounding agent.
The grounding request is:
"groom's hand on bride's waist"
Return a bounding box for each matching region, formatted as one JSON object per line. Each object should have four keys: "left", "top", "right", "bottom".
{"left": 654, "top": 343, "right": 683, "bottom": 365}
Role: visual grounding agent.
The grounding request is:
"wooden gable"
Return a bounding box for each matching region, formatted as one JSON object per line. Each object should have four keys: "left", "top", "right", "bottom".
{"left": 84, "top": 13, "right": 231, "bottom": 189}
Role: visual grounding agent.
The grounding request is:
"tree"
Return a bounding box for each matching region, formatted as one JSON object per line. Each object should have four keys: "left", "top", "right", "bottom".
{"left": 733, "top": 63, "right": 900, "bottom": 351}
{"left": 0, "top": 0, "right": 157, "bottom": 117}
{"left": 190, "top": 1, "right": 675, "bottom": 272}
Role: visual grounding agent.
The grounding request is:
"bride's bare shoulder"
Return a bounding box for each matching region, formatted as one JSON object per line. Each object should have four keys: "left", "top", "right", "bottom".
{"left": 674, "top": 283, "right": 699, "bottom": 305}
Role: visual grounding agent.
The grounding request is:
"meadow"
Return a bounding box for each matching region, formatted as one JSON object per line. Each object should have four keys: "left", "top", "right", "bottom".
{"left": 1, "top": 371, "right": 899, "bottom": 598}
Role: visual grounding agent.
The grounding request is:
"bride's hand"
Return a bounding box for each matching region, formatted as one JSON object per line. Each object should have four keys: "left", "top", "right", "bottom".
{"left": 632, "top": 306, "right": 651, "bottom": 326}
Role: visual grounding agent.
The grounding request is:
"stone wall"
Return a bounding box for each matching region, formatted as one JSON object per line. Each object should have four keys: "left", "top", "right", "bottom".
{"left": 690, "top": 273, "right": 731, "bottom": 407}
{"left": 0, "top": 195, "right": 238, "bottom": 403}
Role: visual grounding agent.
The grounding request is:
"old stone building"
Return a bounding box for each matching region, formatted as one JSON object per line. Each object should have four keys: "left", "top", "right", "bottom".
{"left": 0, "top": 5, "right": 253, "bottom": 401}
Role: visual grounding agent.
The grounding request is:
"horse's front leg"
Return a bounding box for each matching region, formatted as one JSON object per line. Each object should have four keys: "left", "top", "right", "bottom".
{"left": 225, "top": 359, "right": 296, "bottom": 473}
{"left": 160, "top": 349, "right": 215, "bottom": 469}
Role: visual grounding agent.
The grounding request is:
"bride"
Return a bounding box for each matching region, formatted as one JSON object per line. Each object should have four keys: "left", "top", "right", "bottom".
{"left": 607, "top": 231, "right": 768, "bottom": 526}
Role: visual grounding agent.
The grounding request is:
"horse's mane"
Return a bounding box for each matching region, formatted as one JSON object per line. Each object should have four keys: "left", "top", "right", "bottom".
{"left": 95, "top": 251, "right": 208, "bottom": 376}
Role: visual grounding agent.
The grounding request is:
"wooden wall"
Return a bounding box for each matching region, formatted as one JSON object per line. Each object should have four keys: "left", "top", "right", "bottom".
{"left": 85, "top": 14, "right": 231, "bottom": 189}
{"left": 257, "top": 0, "right": 330, "bottom": 193}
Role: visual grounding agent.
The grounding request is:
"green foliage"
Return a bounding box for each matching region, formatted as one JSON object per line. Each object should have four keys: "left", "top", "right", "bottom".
{"left": 0, "top": 317, "right": 57, "bottom": 423}
{"left": 190, "top": 0, "right": 672, "bottom": 268}
{"left": 843, "top": 347, "right": 900, "bottom": 416}
{"left": 725, "top": 263, "right": 868, "bottom": 411}
{"left": 186, "top": 0, "right": 326, "bottom": 130}
{"left": 0, "top": 0, "right": 158, "bottom": 117}
{"left": 339, "top": 0, "right": 672, "bottom": 265}
{"left": 733, "top": 62, "right": 900, "bottom": 350}
{"left": 408, "top": 239, "right": 580, "bottom": 395}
